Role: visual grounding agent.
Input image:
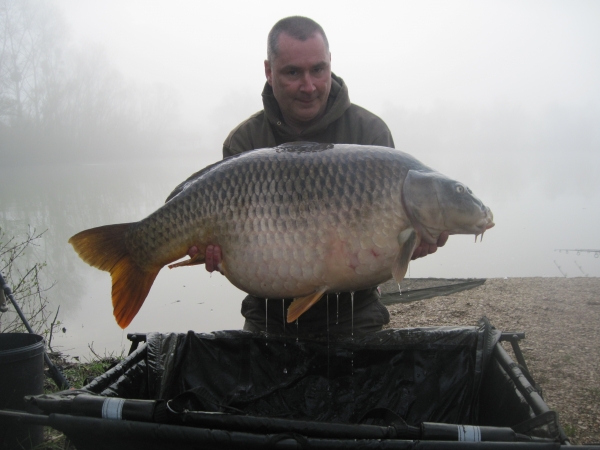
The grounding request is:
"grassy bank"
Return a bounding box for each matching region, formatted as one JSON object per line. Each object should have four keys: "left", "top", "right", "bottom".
{"left": 40, "top": 350, "right": 123, "bottom": 449}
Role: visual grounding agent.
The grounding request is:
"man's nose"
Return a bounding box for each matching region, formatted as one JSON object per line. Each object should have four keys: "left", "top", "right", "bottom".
{"left": 299, "top": 72, "right": 316, "bottom": 93}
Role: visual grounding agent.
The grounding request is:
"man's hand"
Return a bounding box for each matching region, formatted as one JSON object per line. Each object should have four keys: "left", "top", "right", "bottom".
{"left": 188, "top": 245, "right": 223, "bottom": 273}
{"left": 411, "top": 232, "right": 449, "bottom": 260}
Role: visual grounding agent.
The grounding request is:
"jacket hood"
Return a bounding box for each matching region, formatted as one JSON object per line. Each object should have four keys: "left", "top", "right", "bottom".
{"left": 261, "top": 73, "right": 351, "bottom": 139}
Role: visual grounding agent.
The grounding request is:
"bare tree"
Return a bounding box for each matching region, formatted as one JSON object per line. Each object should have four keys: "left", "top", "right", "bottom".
{"left": 0, "top": 0, "right": 66, "bottom": 128}
{"left": 0, "top": 226, "right": 56, "bottom": 336}
{"left": 0, "top": 0, "right": 180, "bottom": 163}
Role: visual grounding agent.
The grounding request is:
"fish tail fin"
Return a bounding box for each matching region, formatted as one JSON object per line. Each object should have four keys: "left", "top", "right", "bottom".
{"left": 68, "top": 224, "right": 159, "bottom": 329}
{"left": 111, "top": 256, "right": 159, "bottom": 329}
{"left": 68, "top": 223, "right": 132, "bottom": 271}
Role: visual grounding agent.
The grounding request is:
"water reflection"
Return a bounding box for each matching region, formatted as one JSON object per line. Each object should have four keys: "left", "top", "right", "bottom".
{"left": 0, "top": 158, "right": 245, "bottom": 357}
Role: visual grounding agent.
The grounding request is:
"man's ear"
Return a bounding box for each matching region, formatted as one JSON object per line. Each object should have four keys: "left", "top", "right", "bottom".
{"left": 264, "top": 60, "right": 272, "bottom": 85}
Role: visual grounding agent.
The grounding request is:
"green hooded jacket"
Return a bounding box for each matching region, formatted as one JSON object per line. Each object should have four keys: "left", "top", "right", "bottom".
{"left": 223, "top": 73, "right": 394, "bottom": 157}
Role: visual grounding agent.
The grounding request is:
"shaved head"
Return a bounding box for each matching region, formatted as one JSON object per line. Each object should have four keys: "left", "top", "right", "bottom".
{"left": 267, "top": 16, "right": 329, "bottom": 63}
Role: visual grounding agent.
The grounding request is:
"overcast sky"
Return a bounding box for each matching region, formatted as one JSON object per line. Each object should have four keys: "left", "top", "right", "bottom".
{"left": 52, "top": 1, "right": 600, "bottom": 206}
{"left": 55, "top": 0, "right": 600, "bottom": 122}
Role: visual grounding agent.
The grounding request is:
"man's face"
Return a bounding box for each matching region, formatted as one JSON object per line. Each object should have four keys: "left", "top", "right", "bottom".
{"left": 264, "top": 32, "right": 332, "bottom": 129}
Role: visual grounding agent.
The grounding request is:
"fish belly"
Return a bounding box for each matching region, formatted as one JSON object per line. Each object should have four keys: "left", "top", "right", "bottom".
{"left": 223, "top": 218, "right": 403, "bottom": 298}
{"left": 211, "top": 146, "right": 408, "bottom": 298}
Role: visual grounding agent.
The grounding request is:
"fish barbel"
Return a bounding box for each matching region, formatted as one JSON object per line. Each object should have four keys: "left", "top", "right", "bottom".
{"left": 69, "top": 143, "right": 494, "bottom": 328}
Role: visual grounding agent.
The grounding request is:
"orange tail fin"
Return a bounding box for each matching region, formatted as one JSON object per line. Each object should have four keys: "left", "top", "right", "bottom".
{"left": 68, "top": 224, "right": 159, "bottom": 329}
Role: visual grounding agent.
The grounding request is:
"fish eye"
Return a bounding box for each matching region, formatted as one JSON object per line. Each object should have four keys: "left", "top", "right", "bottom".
{"left": 456, "top": 185, "right": 465, "bottom": 193}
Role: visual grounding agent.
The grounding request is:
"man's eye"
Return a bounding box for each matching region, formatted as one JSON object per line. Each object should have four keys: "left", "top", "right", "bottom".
{"left": 287, "top": 69, "right": 297, "bottom": 76}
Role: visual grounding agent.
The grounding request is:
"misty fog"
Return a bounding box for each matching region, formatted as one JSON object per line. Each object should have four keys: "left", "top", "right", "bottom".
{"left": 1, "top": 0, "right": 599, "bottom": 356}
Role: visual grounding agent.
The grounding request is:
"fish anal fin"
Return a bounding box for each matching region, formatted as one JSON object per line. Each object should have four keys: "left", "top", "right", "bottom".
{"left": 392, "top": 229, "right": 419, "bottom": 283}
{"left": 111, "top": 256, "right": 160, "bottom": 329}
{"left": 287, "top": 286, "right": 328, "bottom": 323}
{"left": 168, "top": 252, "right": 206, "bottom": 269}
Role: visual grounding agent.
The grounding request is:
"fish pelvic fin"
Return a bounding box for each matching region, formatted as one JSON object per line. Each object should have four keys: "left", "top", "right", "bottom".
{"left": 68, "top": 223, "right": 159, "bottom": 329}
{"left": 392, "top": 229, "right": 419, "bottom": 283}
{"left": 287, "top": 286, "right": 328, "bottom": 323}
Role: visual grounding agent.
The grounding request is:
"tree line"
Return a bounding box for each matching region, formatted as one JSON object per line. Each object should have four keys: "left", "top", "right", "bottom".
{"left": 0, "top": 0, "right": 178, "bottom": 164}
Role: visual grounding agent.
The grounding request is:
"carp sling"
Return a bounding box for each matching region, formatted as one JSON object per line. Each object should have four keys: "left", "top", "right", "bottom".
{"left": 69, "top": 143, "right": 494, "bottom": 328}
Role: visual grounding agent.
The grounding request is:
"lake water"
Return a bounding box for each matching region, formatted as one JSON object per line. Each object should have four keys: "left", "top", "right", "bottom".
{"left": 1, "top": 157, "right": 598, "bottom": 358}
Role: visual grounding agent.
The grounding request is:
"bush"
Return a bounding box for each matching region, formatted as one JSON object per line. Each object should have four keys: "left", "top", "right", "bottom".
{"left": 0, "top": 226, "right": 60, "bottom": 345}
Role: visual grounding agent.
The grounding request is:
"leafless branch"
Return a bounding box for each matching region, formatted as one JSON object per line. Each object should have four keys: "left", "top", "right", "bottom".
{"left": 47, "top": 305, "right": 60, "bottom": 353}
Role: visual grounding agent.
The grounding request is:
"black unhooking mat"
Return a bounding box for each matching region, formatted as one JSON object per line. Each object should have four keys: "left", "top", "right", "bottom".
{"left": 90, "top": 322, "right": 497, "bottom": 424}
{"left": 22, "top": 318, "right": 571, "bottom": 449}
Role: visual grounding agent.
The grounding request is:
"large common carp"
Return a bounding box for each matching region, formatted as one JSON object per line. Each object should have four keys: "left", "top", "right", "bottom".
{"left": 69, "top": 143, "right": 494, "bottom": 328}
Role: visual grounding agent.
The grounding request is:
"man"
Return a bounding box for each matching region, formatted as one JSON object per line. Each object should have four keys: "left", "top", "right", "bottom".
{"left": 190, "top": 16, "right": 447, "bottom": 336}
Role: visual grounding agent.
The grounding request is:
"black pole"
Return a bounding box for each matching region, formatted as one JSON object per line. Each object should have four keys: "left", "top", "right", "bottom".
{"left": 0, "top": 270, "right": 70, "bottom": 390}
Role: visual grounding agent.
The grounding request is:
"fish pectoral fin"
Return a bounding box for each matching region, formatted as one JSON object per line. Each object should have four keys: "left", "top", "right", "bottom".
{"left": 168, "top": 252, "right": 206, "bottom": 269}
{"left": 392, "top": 229, "right": 419, "bottom": 283}
{"left": 287, "top": 286, "right": 328, "bottom": 323}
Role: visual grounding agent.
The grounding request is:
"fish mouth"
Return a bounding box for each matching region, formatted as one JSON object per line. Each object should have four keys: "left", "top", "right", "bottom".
{"left": 478, "top": 209, "right": 495, "bottom": 230}
{"left": 473, "top": 209, "right": 495, "bottom": 241}
{"left": 444, "top": 208, "right": 494, "bottom": 241}
{"left": 484, "top": 208, "right": 495, "bottom": 229}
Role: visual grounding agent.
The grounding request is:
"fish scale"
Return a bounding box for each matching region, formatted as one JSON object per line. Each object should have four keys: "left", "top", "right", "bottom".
{"left": 162, "top": 146, "right": 396, "bottom": 289}
{"left": 69, "top": 143, "right": 494, "bottom": 328}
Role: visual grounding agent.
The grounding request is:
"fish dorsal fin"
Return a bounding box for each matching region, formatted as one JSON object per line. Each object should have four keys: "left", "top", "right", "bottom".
{"left": 392, "top": 229, "right": 419, "bottom": 283}
{"left": 275, "top": 142, "right": 333, "bottom": 154}
{"left": 287, "top": 286, "right": 328, "bottom": 323}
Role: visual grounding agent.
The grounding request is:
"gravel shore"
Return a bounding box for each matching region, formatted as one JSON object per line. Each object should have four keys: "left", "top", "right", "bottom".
{"left": 384, "top": 277, "right": 600, "bottom": 445}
